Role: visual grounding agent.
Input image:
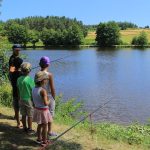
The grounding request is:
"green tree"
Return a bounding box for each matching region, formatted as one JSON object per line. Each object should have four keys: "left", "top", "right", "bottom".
{"left": 0, "top": 23, "right": 5, "bottom": 36}
{"left": 96, "top": 21, "right": 121, "bottom": 47}
{"left": 28, "top": 30, "right": 39, "bottom": 47}
{"left": 40, "top": 28, "right": 56, "bottom": 46}
{"left": 66, "top": 24, "right": 84, "bottom": 45}
{"left": 40, "top": 25, "right": 84, "bottom": 46}
{"left": 117, "top": 22, "right": 138, "bottom": 30}
{"left": 6, "top": 23, "right": 28, "bottom": 47}
{"left": 131, "top": 36, "right": 138, "bottom": 45}
{"left": 131, "top": 31, "right": 148, "bottom": 46}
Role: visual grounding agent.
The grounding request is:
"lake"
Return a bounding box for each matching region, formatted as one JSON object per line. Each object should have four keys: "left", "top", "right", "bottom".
{"left": 22, "top": 47, "right": 150, "bottom": 124}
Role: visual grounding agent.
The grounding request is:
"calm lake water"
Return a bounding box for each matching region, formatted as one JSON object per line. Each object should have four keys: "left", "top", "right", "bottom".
{"left": 22, "top": 47, "right": 150, "bottom": 124}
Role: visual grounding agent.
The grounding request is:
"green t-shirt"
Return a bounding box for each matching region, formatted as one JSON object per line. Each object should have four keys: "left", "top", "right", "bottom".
{"left": 17, "top": 75, "right": 35, "bottom": 101}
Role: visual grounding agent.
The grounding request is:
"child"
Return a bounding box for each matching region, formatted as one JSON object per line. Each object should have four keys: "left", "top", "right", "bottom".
{"left": 32, "top": 71, "right": 52, "bottom": 145}
{"left": 17, "top": 62, "right": 35, "bottom": 134}
{"left": 39, "top": 56, "right": 56, "bottom": 136}
{"left": 11, "top": 57, "right": 23, "bottom": 128}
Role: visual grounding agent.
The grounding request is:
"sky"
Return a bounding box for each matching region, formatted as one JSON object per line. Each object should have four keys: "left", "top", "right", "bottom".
{"left": 0, "top": 0, "right": 149, "bottom": 27}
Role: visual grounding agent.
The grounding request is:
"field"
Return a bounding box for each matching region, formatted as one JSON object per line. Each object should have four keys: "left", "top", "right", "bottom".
{"left": 84, "top": 29, "right": 150, "bottom": 45}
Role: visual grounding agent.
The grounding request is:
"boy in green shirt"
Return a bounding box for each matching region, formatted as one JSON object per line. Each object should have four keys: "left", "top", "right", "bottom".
{"left": 17, "top": 62, "right": 35, "bottom": 134}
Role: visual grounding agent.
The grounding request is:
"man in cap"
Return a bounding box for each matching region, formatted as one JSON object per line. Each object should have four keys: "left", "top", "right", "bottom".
{"left": 9, "top": 44, "right": 22, "bottom": 82}
{"left": 11, "top": 57, "right": 23, "bottom": 128}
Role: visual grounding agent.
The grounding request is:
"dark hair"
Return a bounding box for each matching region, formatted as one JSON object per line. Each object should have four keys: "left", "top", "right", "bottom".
{"left": 39, "top": 62, "right": 49, "bottom": 69}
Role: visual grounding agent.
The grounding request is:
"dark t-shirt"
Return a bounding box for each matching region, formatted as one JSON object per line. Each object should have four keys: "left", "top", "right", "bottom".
{"left": 9, "top": 55, "right": 17, "bottom": 68}
{"left": 11, "top": 71, "right": 22, "bottom": 97}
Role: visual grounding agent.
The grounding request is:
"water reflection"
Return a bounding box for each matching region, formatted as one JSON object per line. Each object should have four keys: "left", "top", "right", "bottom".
{"left": 21, "top": 48, "right": 150, "bottom": 124}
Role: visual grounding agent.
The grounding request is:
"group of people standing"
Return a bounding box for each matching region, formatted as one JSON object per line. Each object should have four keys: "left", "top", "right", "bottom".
{"left": 9, "top": 44, "right": 56, "bottom": 146}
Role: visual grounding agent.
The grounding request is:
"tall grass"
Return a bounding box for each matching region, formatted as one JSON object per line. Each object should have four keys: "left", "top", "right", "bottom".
{"left": 0, "top": 82, "right": 12, "bottom": 107}
{"left": 54, "top": 96, "right": 150, "bottom": 147}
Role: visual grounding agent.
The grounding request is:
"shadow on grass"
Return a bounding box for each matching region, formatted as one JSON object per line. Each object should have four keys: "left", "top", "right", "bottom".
{"left": 0, "top": 123, "right": 38, "bottom": 150}
{"left": 0, "top": 113, "right": 14, "bottom": 120}
{"left": 46, "top": 140, "right": 82, "bottom": 150}
{"left": 0, "top": 123, "right": 83, "bottom": 150}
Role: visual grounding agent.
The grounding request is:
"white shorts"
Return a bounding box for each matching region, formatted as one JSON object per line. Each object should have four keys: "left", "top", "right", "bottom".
{"left": 48, "top": 95, "right": 55, "bottom": 117}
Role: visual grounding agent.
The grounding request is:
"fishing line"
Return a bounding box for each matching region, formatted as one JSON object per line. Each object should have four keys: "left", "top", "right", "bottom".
{"left": 54, "top": 99, "right": 113, "bottom": 141}
{"left": 40, "top": 99, "right": 113, "bottom": 150}
{"left": 32, "top": 54, "right": 73, "bottom": 70}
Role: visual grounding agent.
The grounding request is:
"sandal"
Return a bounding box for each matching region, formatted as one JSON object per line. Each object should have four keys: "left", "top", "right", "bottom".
{"left": 17, "top": 125, "right": 23, "bottom": 129}
{"left": 41, "top": 140, "right": 49, "bottom": 147}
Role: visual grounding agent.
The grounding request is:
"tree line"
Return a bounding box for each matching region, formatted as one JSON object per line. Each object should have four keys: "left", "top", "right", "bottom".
{"left": 0, "top": 16, "right": 149, "bottom": 47}
{"left": 0, "top": 16, "right": 87, "bottom": 46}
{"left": 85, "top": 21, "right": 138, "bottom": 31}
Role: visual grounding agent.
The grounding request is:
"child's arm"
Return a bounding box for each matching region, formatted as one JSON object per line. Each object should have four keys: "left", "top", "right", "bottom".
{"left": 40, "top": 89, "right": 50, "bottom": 106}
{"left": 49, "top": 73, "right": 55, "bottom": 99}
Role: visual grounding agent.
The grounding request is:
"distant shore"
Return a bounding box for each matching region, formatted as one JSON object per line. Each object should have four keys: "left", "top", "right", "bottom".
{"left": 23, "top": 44, "right": 150, "bottom": 49}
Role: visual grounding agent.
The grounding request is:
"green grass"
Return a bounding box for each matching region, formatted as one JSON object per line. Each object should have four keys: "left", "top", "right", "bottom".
{"left": 85, "top": 29, "right": 150, "bottom": 45}
{"left": 0, "top": 105, "right": 149, "bottom": 150}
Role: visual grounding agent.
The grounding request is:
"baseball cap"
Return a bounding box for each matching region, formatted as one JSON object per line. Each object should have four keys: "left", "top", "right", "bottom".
{"left": 39, "top": 56, "right": 50, "bottom": 67}
{"left": 12, "top": 44, "right": 21, "bottom": 50}
{"left": 21, "top": 62, "right": 32, "bottom": 73}
{"left": 34, "top": 71, "right": 49, "bottom": 83}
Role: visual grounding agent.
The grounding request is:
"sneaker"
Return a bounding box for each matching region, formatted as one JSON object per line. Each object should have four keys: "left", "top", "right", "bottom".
{"left": 23, "top": 127, "right": 28, "bottom": 132}
{"left": 35, "top": 139, "right": 42, "bottom": 144}
{"left": 48, "top": 132, "right": 57, "bottom": 137}
{"left": 27, "top": 128, "right": 35, "bottom": 135}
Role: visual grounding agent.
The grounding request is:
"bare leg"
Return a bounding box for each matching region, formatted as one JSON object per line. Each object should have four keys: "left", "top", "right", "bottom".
{"left": 48, "top": 122, "right": 52, "bottom": 134}
{"left": 14, "top": 108, "right": 21, "bottom": 127}
{"left": 28, "top": 116, "right": 32, "bottom": 129}
{"left": 22, "top": 115, "right": 27, "bottom": 129}
{"left": 42, "top": 123, "right": 48, "bottom": 143}
{"left": 37, "top": 124, "right": 42, "bottom": 140}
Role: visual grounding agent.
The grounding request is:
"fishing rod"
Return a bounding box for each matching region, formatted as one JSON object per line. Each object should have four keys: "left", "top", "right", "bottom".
{"left": 39, "top": 99, "right": 113, "bottom": 150}
{"left": 53, "top": 99, "right": 112, "bottom": 141}
{"left": 32, "top": 54, "right": 73, "bottom": 70}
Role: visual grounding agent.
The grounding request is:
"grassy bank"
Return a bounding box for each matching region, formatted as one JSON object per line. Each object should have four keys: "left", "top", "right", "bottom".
{"left": 0, "top": 82, "right": 150, "bottom": 150}
{"left": 0, "top": 105, "right": 149, "bottom": 150}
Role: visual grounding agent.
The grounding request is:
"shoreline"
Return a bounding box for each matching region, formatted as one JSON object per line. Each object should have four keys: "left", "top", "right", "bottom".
{"left": 23, "top": 44, "right": 150, "bottom": 49}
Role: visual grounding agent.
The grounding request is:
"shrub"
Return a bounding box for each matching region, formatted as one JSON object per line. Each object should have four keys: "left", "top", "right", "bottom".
{"left": 96, "top": 21, "right": 121, "bottom": 47}
{"left": 55, "top": 95, "right": 86, "bottom": 124}
{"left": 0, "top": 82, "right": 12, "bottom": 107}
{"left": 131, "top": 31, "right": 148, "bottom": 46}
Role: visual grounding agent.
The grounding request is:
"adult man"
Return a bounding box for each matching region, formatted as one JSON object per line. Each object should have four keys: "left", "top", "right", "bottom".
{"left": 9, "top": 44, "right": 21, "bottom": 77}
{"left": 9, "top": 44, "right": 22, "bottom": 125}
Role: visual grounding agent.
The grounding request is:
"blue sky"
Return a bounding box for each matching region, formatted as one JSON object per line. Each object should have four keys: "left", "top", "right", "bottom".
{"left": 0, "top": 0, "right": 149, "bottom": 26}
